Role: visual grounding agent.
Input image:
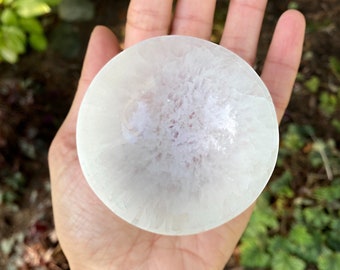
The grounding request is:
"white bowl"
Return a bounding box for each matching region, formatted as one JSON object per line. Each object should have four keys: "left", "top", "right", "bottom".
{"left": 76, "top": 35, "right": 279, "bottom": 235}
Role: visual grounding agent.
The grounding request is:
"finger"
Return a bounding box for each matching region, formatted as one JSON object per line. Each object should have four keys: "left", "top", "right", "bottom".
{"left": 261, "top": 10, "right": 306, "bottom": 122}
{"left": 171, "top": 0, "right": 216, "bottom": 39}
{"left": 220, "top": 0, "right": 268, "bottom": 64}
{"left": 125, "top": 0, "right": 173, "bottom": 48}
{"left": 64, "top": 26, "right": 121, "bottom": 131}
{"left": 219, "top": 204, "right": 255, "bottom": 264}
{"left": 49, "top": 26, "right": 120, "bottom": 177}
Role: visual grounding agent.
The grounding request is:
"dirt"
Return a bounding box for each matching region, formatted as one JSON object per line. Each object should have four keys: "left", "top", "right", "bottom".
{"left": 0, "top": 0, "right": 339, "bottom": 269}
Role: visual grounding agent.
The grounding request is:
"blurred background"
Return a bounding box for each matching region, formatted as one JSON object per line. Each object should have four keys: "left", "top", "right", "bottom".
{"left": 0, "top": 0, "right": 339, "bottom": 269}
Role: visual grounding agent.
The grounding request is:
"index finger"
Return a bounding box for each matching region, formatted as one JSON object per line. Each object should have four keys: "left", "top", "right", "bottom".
{"left": 125, "top": 0, "right": 173, "bottom": 48}
{"left": 220, "top": 0, "right": 268, "bottom": 65}
{"left": 261, "top": 10, "right": 306, "bottom": 122}
{"left": 65, "top": 26, "right": 120, "bottom": 131}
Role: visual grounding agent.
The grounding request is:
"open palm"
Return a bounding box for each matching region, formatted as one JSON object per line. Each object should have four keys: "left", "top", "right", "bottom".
{"left": 48, "top": 1, "right": 305, "bottom": 269}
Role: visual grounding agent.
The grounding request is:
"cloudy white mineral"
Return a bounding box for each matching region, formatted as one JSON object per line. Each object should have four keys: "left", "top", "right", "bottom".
{"left": 76, "top": 35, "right": 279, "bottom": 235}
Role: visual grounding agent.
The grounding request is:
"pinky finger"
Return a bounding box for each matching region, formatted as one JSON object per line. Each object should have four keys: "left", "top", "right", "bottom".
{"left": 261, "top": 10, "right": 306, "bottom": 122}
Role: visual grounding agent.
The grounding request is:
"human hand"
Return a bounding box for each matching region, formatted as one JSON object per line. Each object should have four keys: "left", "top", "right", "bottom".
{"left": 48, "top": 1, "right": 305, "bottom": 269}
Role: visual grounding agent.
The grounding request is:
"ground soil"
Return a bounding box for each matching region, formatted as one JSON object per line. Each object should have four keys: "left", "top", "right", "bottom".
{"left": 0, "top": 0, "right": 339, "bottom": 269}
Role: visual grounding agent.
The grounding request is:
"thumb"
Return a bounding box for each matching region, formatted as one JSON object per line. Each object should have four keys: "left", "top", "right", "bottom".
{"left": 49, "top": 26, "right": 120, "bottom": 175}
{"left": 64, "top": 26, "right": 121, "bottom": 132}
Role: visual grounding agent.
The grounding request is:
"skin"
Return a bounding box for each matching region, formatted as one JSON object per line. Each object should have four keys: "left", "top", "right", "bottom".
{"left": 48, "top": 1, "right": 306, "bottom": 269}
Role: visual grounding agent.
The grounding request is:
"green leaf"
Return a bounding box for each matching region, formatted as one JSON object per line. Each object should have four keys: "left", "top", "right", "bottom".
{"left": 305, "top": 75, "right": 320, "bottom": 93}
{"left": 319, "top": 92, "right": 338, "bottom": 117}
{"left": 288, "top": 224, "right": 314, "bottom": 246}
{"left": 303, "top": 206, "right": 331, "bottom": 229}
{"left": 329, "top": 57, "right": 340, "bottom": 79}
{"left": 330, "top": 218, "right": 340, "bottom": 231}
{"left": 3, "top": 190, "right": 18, "bottom": 203}
{"left": 268, "top": 236, "right": 290, "bottom": 255}
{"left": 287, "top": 224, "right": 322, "bottom": 263}
{"left": 4, "top": 172, "right": 26, "bottom": 191}
{"left": 313, "top": 183, "right": 340, "bottom": 203}
{"left": 270, "top": 171, "right": 294, "bottom": 198}
{"left": 1, "top": 25, "right": 26, "bottom": 53}
{"left": 318, "top": 252, "right": 340, "bottom": 270}
{"left": 272, "top": 251, "right": 306, "bottom": 270}
{"left": 13, "top": 0, "right": 51, "bottom": 18}
{"left": 308, "top": 148, "right": 324, "bottom": 168}
{"left": 282, "top": 124, "right": 308, "bottom": 152}
{"left": 1, "top": 8, "right": 18, "bottom": 25}
{"left": 19, "top": 17, "right": 43, "bottom": 33}
{"left": 240, "top": 239, "right": 271, "bottom": 268}
{"left": 288, "top": 1, "right": 299, "bottom": 10}
{"left": 29, "top": 33, "right": 47, "bottom": 51}
{"left": 244, "top": 194, "right": 279, "bottom": 238}
{"left": 0, "top": 45, "right": 18, "bottom": 63}
{"left": 1, "top": 0, "right": 15, "bottom": 5}
{"left": 43, "top": 0, "right": 61, "bottom": 6}
{"left": 326, "top": 230, "right": 340, "bottom": 251}
{"left": 331, "top": 119, "right": 340, "bottom": 133}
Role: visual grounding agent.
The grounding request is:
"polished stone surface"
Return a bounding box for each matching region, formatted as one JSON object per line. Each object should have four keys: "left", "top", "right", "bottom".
{"left": 77, "top": 36, "right": 279, "bottom": 235}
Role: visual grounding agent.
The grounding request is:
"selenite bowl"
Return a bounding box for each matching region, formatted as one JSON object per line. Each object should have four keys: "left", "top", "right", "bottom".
{"left": 76, "top": 35, "right": 279, "bottom": 235}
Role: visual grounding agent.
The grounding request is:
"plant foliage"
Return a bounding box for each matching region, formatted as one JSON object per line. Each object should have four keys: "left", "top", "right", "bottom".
{"left": 252, "top": 51, "right": 340, "bottom": 269}
{"left": 0, "top": 0, "right": 60, "bottom": 63}
{"left": 240, "top": 132, "right": 340, "bottom": 270}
